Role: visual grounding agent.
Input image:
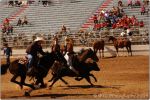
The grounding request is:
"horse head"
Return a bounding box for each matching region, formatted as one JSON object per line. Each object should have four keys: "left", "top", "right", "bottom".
{"left": 108, "top": 36, "right": 116, "bottom": 42}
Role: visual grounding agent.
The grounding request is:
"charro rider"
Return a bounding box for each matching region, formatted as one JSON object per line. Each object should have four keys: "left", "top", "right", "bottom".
{"left": 26, "top": 36, "right": 45, "bottom": 73}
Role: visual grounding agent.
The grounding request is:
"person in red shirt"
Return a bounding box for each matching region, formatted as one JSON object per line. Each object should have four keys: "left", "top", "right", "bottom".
{"left": 139, "top": 20, "right": 144, "bottom": 27}
{"left": 131, "top": 15, "right": 138, "bottom": 26}
{"left": 93, "top": 14, "right": 98, "bottom": 25}
{"left": 112, "top": 23, "right": 117, "bottom": 29}
{"left": 135, "top": 0, "right": 141, "bottom": 6}
{"left": 3, "top": 18, "right": 9, "bottom": 26}
{"left": 141, "top": 5, "right": 145, "bottom": 15}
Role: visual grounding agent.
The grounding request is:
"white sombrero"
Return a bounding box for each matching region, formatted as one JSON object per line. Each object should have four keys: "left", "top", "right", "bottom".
{"left": 34, "top": 37, "right": 45, "bottom": 42}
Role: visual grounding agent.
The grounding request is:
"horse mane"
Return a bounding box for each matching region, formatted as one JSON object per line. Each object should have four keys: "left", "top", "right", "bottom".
{"left": 40, "top": 52, "right": 52, "bottom": 63}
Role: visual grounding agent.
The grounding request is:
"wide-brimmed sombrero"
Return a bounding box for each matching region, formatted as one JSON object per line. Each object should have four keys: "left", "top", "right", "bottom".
{"left": 34, "top": 37, "right": 45, "bottom": 42}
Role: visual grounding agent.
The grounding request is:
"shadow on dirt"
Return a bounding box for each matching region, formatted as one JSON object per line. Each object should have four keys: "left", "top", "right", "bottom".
{"left": 10, "top": 93, "right": 94, "bottom": 98}
{"left": 59, "top": 84, "right": 123, "bottom": 90}
{"left": 9, "top": 85, "right": 124, "bottom": 98}
{"left": 34, "top": 93, "right": 94, "bottom": 98}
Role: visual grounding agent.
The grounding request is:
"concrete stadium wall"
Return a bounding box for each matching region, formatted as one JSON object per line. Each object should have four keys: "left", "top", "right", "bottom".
{"left": 0, "top": 45, "right": 149, "bottom": 58}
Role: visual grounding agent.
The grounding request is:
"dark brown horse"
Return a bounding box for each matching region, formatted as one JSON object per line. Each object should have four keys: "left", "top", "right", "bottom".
{"left": 93, "top": 39, "right": 105, "bottom": 58}
{"left": 48, "top": 48, "right": 100, "bottom": 87}
{"left": 108, "top": 36, "right": 132, "bottom": 56}
{"left": 1, "top": 52, "right": 63, "bottom": 92}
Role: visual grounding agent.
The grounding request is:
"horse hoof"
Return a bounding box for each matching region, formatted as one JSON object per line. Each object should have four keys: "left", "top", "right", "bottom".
{"left": 40, "top": 84, "right": 47, "bottom": 88}
{"left": 24, "top": 92, "right": 30, "bottom": 96}
{"left": 90, "top": 84, "right": 94, "bottom": 87}
{"left": 75, "top": 77, "right": 80, "bottom": 81}
{"left": 19, "top": 85, "right": 23, "bottom": 89}
{"left": 30, "top": 85, "right": 35, "bottom": 90}
{"left": 48, "top": 86, "right": 52, "bottom": 89}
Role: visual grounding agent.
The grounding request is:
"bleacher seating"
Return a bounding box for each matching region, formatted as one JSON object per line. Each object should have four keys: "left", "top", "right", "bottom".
{"left": 0, "top": 0, "right": 149, "bottom": 48}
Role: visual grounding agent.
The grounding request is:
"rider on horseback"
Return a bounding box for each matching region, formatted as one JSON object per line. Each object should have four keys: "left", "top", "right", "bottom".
{"left": 64, "top": 43, "right": 79, "bottom": 75}
{"left": 51, "top": 35, "right": 67, "bottom": 64}
{"left": 26, "top": 36, "right": 45, "bottom": 73}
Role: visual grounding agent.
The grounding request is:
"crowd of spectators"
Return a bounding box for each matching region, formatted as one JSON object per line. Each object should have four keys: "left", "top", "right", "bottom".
{"left": 93, "top": 0, "right": 148, "bottom": 31}
{"left": 1, "top": 18, "right": 13, "bottom": 35}
{"left": 8, "top": 0, "right": 29, "bottom": 7}
{"left": 17, "top": 16, "right": 29, "bottom": 26}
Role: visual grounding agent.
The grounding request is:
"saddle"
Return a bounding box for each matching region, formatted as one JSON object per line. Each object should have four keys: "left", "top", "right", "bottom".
{"left": 117, "top": 37, "right": 127, "bottom": 48}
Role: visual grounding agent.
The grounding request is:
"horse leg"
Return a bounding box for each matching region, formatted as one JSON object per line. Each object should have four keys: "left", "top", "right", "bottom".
{"left": 11, "top": 75, "right": 22, "bottom": 89}
{"left": 20, "top": 76, "right": 35, "bottom": 89}
{"left": 115, "top": 47, "right": 119, "bottom": 57}
{"left": 85, "top": 75, "right": 94, "bottom": 86}
{"left": 89, "top": 74, "right": 97, "bottom": 82}
{"left": 49, "top": 77, "right": 60, "bottom": 88}
{"left": 48, "top": 75, "right": 55, "bottom": 82}
{"left": 39, "top": 78, "right": 46, "bottom": 88}
{"left": 75, "top": 77, "right": 84, "bottom": 81}
{"left": 126, "top": 46, "right": 129, "bottom": 56}
{"left": 11, "top": 75, "right": 34, "bottom": 89}
{"left": 102, "top": 49, "right": 104, "bottom": 58}
{"left": 99, "top": 50, "right": 101, "bottom": 58}
{"left": 60, "top": 77, "right": 69, "bottom": 85}
{"left": 123, "top": 47, "right": 125, "bottom": 56}
{"left": 35, "top": 77, "right": 46, "bottom": 88}
{"left": 129, "top": 45, "right": 132, "bottom": 56}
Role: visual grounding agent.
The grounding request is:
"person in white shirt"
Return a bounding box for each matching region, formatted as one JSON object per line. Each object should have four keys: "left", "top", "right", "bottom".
{"left": 120, "top": 30, "right": 126, "bottom": 37}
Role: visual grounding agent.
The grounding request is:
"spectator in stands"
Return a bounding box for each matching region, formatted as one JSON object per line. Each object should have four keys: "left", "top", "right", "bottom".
{"left": 61, "top": 24, "right": 67, "bottom": 34}
{"left": 8, "top": 25, "right": 13, "bottom": 34}
{"left": 135, "top": 0, "right": 141, "bottom": 6}
{"left": 2, "top": 25, "right": 6, "bottom": 33}
{"left": 8, "top": 0, "right": 14, "bottom": 6}
{"left": 131, "top": 15, "right": 138, "bottom": 26}
{"left": 141, "top": 5, "right": 146, "bottom": 15}
{"left": 79, "top": 34, "right": 87, "bottom": 45}
{"left": 3, "top": 43, "right": 12, "bottom": 65}
{"left": 93, "top": 14, "right": 98, "bottom": 25}
{"left": 128, "top": 0, "right": 133, "bottom": 8}
{"left": 3, "top": 18, "right": 9, "bottom": 26}
{"left": 17, "top": 18, "right": 22, "bottom": 26}
{"left": 112, "top": 6, "right": 117, "bottom": 15}
{"left": 5, "top": 25, "right": 13, "bottom": 35}
{"left": 143, "top": 0, "right": 149, "bottom": 5}
{"left": 22, "top": 16, "right": 28, "bottom": 26}
{"left": 118, "top": 0, "right": 123, "bottom": 7}
{"left": 139, "top": 20, "right": 144, "bottom": 27}
{"left": 116, "top": 7, "right": 123, "bottom": 17}
{"left": 145, "top": 6, "right": 149, "bottom": 15}
{"left": 26, "top": 36, "right": 45, "bottom": 73}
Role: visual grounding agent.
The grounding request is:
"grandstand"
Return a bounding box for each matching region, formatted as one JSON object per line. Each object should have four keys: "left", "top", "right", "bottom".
{"left": 0, "top": 0, "right": 149, "bottom": 48}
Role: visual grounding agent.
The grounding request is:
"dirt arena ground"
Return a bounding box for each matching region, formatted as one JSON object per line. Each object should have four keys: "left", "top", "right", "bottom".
{"left": 1, "top": 55, "right": 149, "bottom": 99}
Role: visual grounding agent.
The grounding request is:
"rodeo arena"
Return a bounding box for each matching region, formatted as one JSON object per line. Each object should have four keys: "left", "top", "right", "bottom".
{"left": 0, "top": 0, "right": 149, "bottom": 99}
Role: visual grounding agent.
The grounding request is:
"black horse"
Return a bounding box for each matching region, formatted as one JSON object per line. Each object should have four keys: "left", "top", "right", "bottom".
{"left": 1, "top": 52, "right": 62, "bottom": 90}
{"left": 48, "top": 48, "right": 100, "bottom": 87}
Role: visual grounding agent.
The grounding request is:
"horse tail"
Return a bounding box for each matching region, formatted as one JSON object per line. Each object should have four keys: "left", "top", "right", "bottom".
{"left": 1, "top": 64, "right": 10, "bottom": 75}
